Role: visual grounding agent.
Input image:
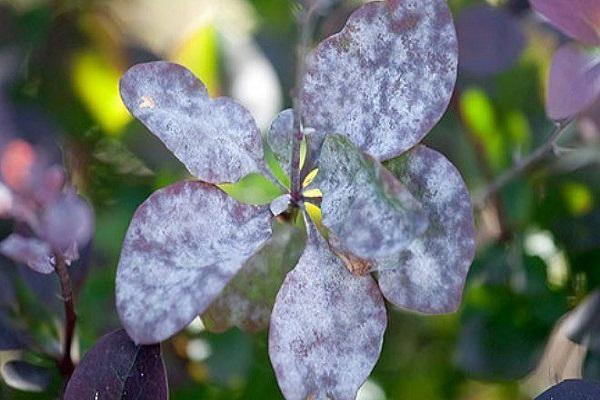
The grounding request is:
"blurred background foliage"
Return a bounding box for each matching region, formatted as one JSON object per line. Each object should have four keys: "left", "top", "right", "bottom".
{"left": 0, "top": 0, "right": 599, "bottom": 398}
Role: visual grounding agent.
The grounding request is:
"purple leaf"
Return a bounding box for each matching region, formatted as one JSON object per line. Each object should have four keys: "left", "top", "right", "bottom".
{"left": 377, "top": 145, "right": 476, "bottom": 314}
{"left": 0, "top": 313, "right": 23, "bottom": 350}
{"left": 65, "top": 329, "right": 168, "bottom": 400}
{"left": 116, "top": 181, "right": 272, "bottom": 344}
{"left": 456, "top": 5, "right": 525, "bottom": 76}
{"left": 546, "top": 43, "right": 600, "bottom": 120}
{"left": 41, "top": 190, "right": 94, "bottom": 257}
{"left": 315, "top": 135, "right": 428, "bottom": 260}
{"left": 302, "top": 0, "right": 458, "bottom": 161}
{"left": 534, "top": 379, "right": 600, "bottom": 400}
{"left": 269, "top": 215, "right": 387, "bottom": 400}
{"left": 529, "top": 0, "right": 600, "bottom": 46}
{"left": 0, "top": 234, "right": 53, "bottom": 274}
{"left": 120, "top": 61, "right": 267, "bottom": 184}
{"left": 267, "top": 109, "right": 294, "bottom": 176}
{"left": 202, "top": 220, "right": 305, "bottom": 333}
{"left": 1, "top": 361, "right": 51, "bottom": 392}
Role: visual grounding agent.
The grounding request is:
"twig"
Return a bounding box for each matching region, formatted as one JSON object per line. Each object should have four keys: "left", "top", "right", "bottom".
{"left": 290, "top": 5, "right": 318, "bottom": 202}
{"left": 54, "top": 253, "right": 76, "bottom": 378}
{"left": 475, "top": 118, "right": 575, "bottom": 209}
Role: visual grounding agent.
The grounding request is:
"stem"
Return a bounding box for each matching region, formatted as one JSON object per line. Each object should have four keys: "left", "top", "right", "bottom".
{"left": 54, "top": 254, "right": 76, "bottom": 378}
{"left": 290, "top": 5, "right": 318, "bottom": 202}
{"left": 475, "top": 118, "right": 575, "bottom": 209}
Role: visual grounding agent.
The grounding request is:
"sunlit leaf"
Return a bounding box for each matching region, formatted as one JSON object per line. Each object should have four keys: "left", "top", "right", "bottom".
{"left": 202, "top": 220, "right": 304, "bottom": 333}
{"left": 316, "top": 135, "right": 428, "bottom": 260}
{"left": 219, "top": 173, "right": 282, "bottom": 205}
{"left": 456, "top": 4, "right": 525, "bottom": 76}
{"left": 545, "top": 44, "right": 600, "bottom": 120}
{"left": 378, "top": 145, "right": 475, "bottom": 314}
{"left": 302, "top": 0, "right": 458, "bottom": 161}
{"left": 0, "top": 234, "right": 53, "bottom": 274}
{"left": 116, "top": 181, "right": 272, "bottom": 344}
{"left": 120, "top": 61, "right": 267, "bottom": 184}
{"left": 269, "top": 215, "right": 387, "bottom": 400}
{"left": 64, "top": 329, "right": 168, "bottom": 400}
{"left": 1, "top": 360, "right": 51, "bottom": 393}
{"left": 529, "top": 0, "right": 600, "bottom": 46}
{"left": 534, "top": 379, "right": 600, "bottom": 400}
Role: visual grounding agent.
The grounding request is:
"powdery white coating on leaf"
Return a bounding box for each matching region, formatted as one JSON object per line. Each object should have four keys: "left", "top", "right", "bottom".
{"left": 546, "top": 44, "right": 600, "bottom": 120}
{"left": 529, "top": 0, "right": 600, "bottom": 46}
{"left": 202, "top": 220, "right": 305, "bottom": 333}
{"left": 302, "top": 0, "right": 458, "bottom": 161}
{"left": 269, "top": 216, "right": 387, "bottom": 400}
{"left": 267, "top": 109, "right": 294, "bottom": 176}
{"left": 316, "top": 135, "right": 428, "bottom": 260}
{"left": 0, "top": 234, "right": 53, "bottom": 274}
{"left": 377, "top": 145, "right": 475, "bottom": 314}
{"left": 64, "top": 329, "right": 168, "bottom": 400}
{"left": 120, "top": 61, "right": 266, "bottom": 184}
{"left": 270, "top": 194, "right": 292, "bottom": 217}
{"left": 116, "top": 181, "right": 272, "bottom": 344}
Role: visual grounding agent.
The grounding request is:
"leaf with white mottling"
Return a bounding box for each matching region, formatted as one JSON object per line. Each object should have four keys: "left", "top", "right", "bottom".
{"left": 202, "top": 220, "right": 304, "bottom": 333}
{"left": 267, "top": 109, "right": 294, "bottom": 176}
{"left": 530, "top": 0, "right": 600, "bottom": 46}
{"left": 534, "top": 379, "right": 600, "bottom": 400}
{"left": 120, "top": 61, "right": 267, "bottom": 184}
{"left": 0, "top": 234, "right": 53, "bottom": 274}
{"left": 302, "top": 0, "right": 458, "bottom": 161}
{"left": 269, "top": 215, "right": 386, "bottom": 400}
{"left": 270, "top": 194, "right": 291, "bottom": 217}
{"left": 1, "top": 361, "right": 51, "bottom": 393}
{"left": 546, "top": 44, "right": 600, "bottom": 120}
{"left": 116, "top": 181, "right": 272, "bottom": 344}
{"left": 315, "top": 135, "right": 428, "bottom": 260}
{"left": 64, "top": 329, "right": 168, "bottom": 400}
{"left": 377, "top": 145, "right": 475, "bottom": 314}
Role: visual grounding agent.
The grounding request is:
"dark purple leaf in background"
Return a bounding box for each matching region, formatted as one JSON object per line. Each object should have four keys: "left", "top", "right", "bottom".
{"left": 456, "top": 5, "right": 525, "bottom": 76}
{"left": 302, "top": 0, "right": 458, "bottom": 161}
{"left": 534, "top": 379, "right": 600, "bottom": 400}
{"left": 116, "top": 181, "right": 272, "bottom": 344}
{"left": 565, "top": 290, "right": 600, "bottom": 354}
{"left": 0, "top": 313, "right": 22, "bottom": 350}
{"left": 203, "top": 220, "right": 304, "bottom": 333}
{"left": 316, "top": 135, "right": 428, "bottom": 260}
{"left": 378, "top": 145, "right": 476, "bottom": 314}
{"left": 0, "top": 234, "right": 53, "bottom": 274}
{"left": 269, "top": 215, "right": 386, "bottom": 400}
{"left": 529, "top": 0, "right": 600, "bottom": 46}
{"left": 546, "top": 44, "right": 600, "bottom": 121}
{"left": 1, "top": 360, "right": 51, "bottom": 392}
{"left": 120, "top": 61, "right": 267, "bottom": 184}
{"left": 65, "top": 329, "right": 168, "bottom": 400}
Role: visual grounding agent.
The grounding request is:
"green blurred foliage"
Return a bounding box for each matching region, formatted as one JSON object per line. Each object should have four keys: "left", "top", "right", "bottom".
{"left": 0, "top": 0, "right": 599, "bottom": 399}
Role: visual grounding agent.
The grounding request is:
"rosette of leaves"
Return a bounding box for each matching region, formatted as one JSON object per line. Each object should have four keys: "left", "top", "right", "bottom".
{"left": 529, "top": 0, "right": 600, "bottom": 120}
{"left": 115, "top": 1, "right": 476, "bottom": 399}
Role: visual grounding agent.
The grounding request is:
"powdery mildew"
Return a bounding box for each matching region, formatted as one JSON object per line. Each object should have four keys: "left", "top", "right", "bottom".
{"left": 302, "top": 0, "right": 458, "bottom": 161}
{"left": 120, "top": 62, "right": 266, "bottom": 184}
{"left": 377, "top": 145, "right": 476, "bottom": 314}
{"left": 116, "top": 181, "right": 272, "bottom": 344}
{"left": 316, "top": 135, "right": 428, "bottom": 260}
{"left": 269, "top": 217, "right": 387, "bottom": 400}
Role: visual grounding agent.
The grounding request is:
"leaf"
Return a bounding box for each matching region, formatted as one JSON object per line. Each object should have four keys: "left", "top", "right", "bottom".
{"left": 534, "top": 379, "right": 600, "bottom": 400}
{"left": 202, "top": 220, "right": 305, "bottom": 333}
{"left": 64, "top": 329, "right": 168, "bottom": 400}
{"left": 456, "top": 5, "right": 525, "bottom": 76}
{"left": 529, "top": 0, "right": 600, "bottom": 46}
{"left": 120, "top": 61, "right": 267, "bottom": 184}
{"left": 270, "top": 194, "right": 291, "bottom": 217}
{"left": 269, "top": 215, "right": 387, "bottom": 400}
{"left": 267, "top": 109, "right": 293, "bottom": 176}
{"left": 301, "top": 0, "right": 458, "bottom": 161}
{"left": 1, "top": 360, "right": 51, "bottom": 392}
{"left": 565, "top": 290, "right": 600, "bottom": 354}
{"left": 116, "top": 181, "right": 272, "bottom": 344}
{"left": 0, "top": 234, "right": 53, "bottom": 274}
{"left": 546, "top": 44, "right": 600, "bottom": 120}
{"left": 0, "top": 313, "right": 23, "bottom": 350}
{"left": 377, "top": 145, "right": 475, "bottom": 314}
{"left": 315, "top": 135, "right": 428, "bottom": 260}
